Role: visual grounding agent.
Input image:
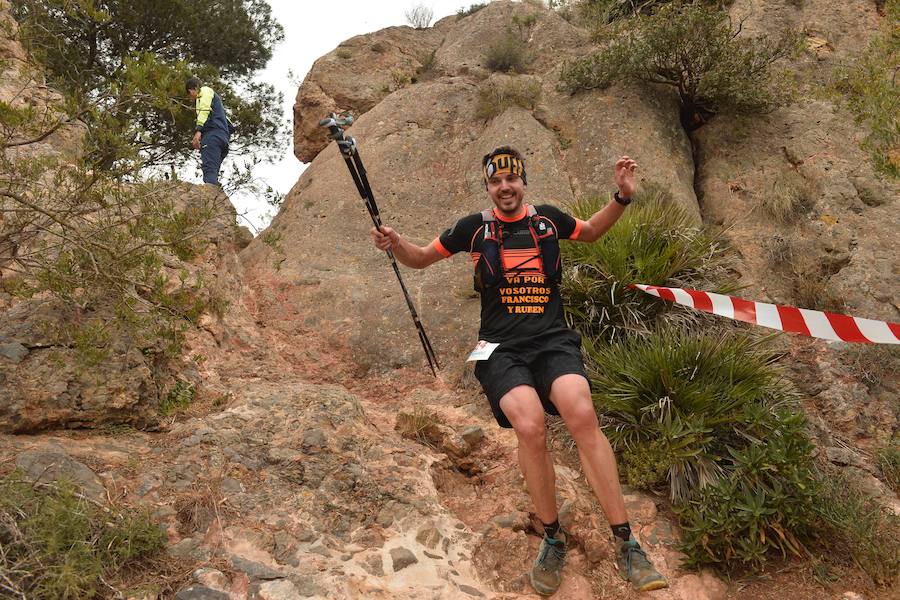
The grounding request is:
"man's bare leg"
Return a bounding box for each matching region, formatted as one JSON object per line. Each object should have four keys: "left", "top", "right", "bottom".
{"left": 550, "top": 373, "right": 668, "bottom": 592}
{"left": 549, "top": 374, "right": 627, "bottom": 523}
{"left": 500, "top": 385, "right": 570, "bottom": 596}
{"left": 499, "top": 385, "right": 557, "bottom": 523}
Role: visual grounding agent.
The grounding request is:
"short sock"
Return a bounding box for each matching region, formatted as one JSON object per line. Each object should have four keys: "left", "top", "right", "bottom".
{"left": 542, "top": 519, "right": 560, "bottom": 540}
{"left": 611, "top": 522, "right": 632, "bottom": 543}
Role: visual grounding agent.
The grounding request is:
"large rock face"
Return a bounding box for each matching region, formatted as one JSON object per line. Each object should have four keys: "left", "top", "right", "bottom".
{"left": 258, "top": 0, "right": 700, "bottom": 373}
{"left": 696, "top": 0, "right": 898, "bottom": 322}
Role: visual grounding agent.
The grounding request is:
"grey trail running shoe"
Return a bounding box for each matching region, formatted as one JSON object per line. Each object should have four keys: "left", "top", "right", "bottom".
{"left": 616, "top": 537, "right": 668, "bottom": 592}
{"left": 530, "top": 531, "right": 568, "bottom": 596}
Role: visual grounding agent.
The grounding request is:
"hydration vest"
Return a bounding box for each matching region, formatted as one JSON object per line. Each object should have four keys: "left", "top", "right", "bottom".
{"left": 473, "top": 205, "right": 561, "bottom": 292}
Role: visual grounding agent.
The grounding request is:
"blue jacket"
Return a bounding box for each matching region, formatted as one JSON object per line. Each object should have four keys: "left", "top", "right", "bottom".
{"left": 195, "top": 86, "right": 233, "bottom": 139}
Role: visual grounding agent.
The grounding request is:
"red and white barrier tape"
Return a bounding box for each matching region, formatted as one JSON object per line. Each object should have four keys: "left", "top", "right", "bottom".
{"left": 630, "top": 284, "right": 900, "bottom": 345}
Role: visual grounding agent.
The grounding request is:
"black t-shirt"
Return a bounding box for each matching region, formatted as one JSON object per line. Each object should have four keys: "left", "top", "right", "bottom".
{"left": 433, "top": 204, "right": 583, "bottom": 343}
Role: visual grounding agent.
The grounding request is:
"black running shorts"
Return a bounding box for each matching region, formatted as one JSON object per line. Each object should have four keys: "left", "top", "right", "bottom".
{"left": 473, "top": 327, "right": 588, "bottom": 428}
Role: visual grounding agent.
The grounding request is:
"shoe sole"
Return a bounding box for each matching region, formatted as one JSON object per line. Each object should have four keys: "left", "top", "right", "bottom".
{"left": 637, "top": 580, "right": 669, "bottom": 592}
{"left": 529, "top": 573, "right": 559, "bottom": 596}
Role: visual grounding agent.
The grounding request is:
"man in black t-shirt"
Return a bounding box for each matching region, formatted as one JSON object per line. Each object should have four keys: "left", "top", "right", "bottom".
{"left": 371, "top": 146, "right": 667, "bottom": 595}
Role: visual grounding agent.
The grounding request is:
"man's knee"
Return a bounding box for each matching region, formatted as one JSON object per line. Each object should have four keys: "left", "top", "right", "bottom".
{"left": 563, "top": 400, "right": 600, "bottom": 440}
{"left": 513, "top": 416, "right": 547, "bottom": 449}
{"left": 500, "top": 387, "right": 547, "bottom": 448}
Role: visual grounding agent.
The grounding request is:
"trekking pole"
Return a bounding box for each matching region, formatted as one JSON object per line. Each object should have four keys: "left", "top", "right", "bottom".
{"left": 319, "top": 112, "right": 440, "bottom": 377}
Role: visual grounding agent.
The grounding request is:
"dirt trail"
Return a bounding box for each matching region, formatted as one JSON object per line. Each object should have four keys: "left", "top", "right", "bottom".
{"left": 234, "top": 272, "right": 883, "bottom": 600}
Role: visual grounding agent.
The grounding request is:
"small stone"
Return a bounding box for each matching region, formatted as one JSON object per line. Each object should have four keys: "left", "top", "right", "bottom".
{"left": 136, "top": 475, "right": 161, "bottom": 497}
{"left": 256, "top": 579, "right": 299, "bottom": 600}
{"left": 301, "top": 428, "right": 327, "bottom": 453}
{"left": 671, "top": 571, "right": 726, "bottom": 600}
{"left": 16, "top": 450, "right": 106, "bottom": 501}
{"left": 273, "top": 532, "right": 299, "bottom": 567}
{"left": 0, "top": 342, "right": 28, "bottom": 363}
{"left": 842, "top": 593, "right": 865, "bottom": 600}
{"left": 582, "top": 531, "right": 610, "bottom": 565}
{"left": 415, "top": 524, "right": 443, "bottom": 549}
{"left": 292, "top": 576, "right": 328, "bottom": 597}
{"left": 640, "top": 520, "right": 677, "bottom": 547}
{"left": 390, "top": 547, "right": 418, "bottom": 571}
{"left": 220, "top": 477, "right": 243, "bottom": 493}
{"left": 490, "top": 512, "right": 519, "bottom": 529}
{"left": 376, "top": 505, "right": 394, "bottom": 528}
{"left": 169, "top": 538, "right": 210, "bottom": 561}
{"left": 458, "top": 583, "right": 485, "bottom": 597}
{"left": 461, "top": 425, "right": 484, "bottom": 445}
{"left": 362, "top": 553, "right": 384, "bottom": 576}
{"left": 826, "top": 447, "right": 868, "bottom": 469}
{"left": 230, "top": 556, "right": 283, "bottom": 580}
{"left": 192, "top": 568, "right": 228, "bottom": 591}
{"left": 623, "top": 493, "right": 658, "bottom": 524}
{"left": 174, "top": 585, "right": 229, "bottom": 600}
{"left": 296, "top": 523, "right": 315, "bottom": 542}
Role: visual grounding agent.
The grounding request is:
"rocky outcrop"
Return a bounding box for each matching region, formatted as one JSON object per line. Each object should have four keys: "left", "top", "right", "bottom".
{"left": 0, "top": 185, "right": 251, "bottom": 433}
{"left": 293, "top": 24, "right": 449, "bottom": 163}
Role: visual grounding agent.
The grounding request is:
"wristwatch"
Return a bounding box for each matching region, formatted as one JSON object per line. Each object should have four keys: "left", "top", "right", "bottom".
{"left": 613, "top": 191, "right": 633, "bottom": 206}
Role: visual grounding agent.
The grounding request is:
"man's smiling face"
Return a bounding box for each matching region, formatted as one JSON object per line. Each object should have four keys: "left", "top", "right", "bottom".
{"left": 487, "top": 172, "right": 526, "bottom": 216}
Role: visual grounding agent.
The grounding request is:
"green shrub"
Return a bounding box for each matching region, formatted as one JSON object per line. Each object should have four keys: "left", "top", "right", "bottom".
{"left": 160, "top": 379, "right": 195, "bottom": 415}
{"left": 475, "top": 76, "right": 542, "bottom": 120}
{"left": 484, "top": 32, "right": 532, "bottom": 73}
{"left": 587, "top": 329, "right": 800, "bottom": 501}
{"left": 561, "top": 183, "right": 732, "bottom": 340}
{"left": 830, "top": 0, "right": 899, "bottom": 179}
{"left": 390, "top": 69, "right": 411, "bottom": 89}
{"left": 587, "top": 328, "right": 825, "bottom": 569}
{"left": 559, "top": 1, "right": 798, "bottom": 126}
{"left": 0, "top": 472, "right": 164, "bottom": 599}
{"left": 675, "top": 421, "right": 820, "bottom": 569}
{"left": 416, "top": 48, "right": 438, "bottom": 78}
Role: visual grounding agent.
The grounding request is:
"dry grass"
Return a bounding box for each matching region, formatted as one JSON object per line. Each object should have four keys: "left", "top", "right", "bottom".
{"left": 173, "top": 479, "right": 230, "bottom": 537}
{"left": 761, "top": 169, "right": 815, "bottom": 223}
{"left": 475, "top": 76, "right": 542, "bottom": 120}
{"left": 395, "top": 405, "right": 443, "bottom": 448}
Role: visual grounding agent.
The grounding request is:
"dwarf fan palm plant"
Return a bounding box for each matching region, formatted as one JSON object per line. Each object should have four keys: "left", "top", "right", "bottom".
{"left": 587, "top": 328, "right": 799, "bottom": 501}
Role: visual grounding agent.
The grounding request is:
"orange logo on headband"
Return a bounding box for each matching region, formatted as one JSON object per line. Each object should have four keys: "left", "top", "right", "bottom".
{"left": 484, "top": 153, "right": 526, "bottom": 181}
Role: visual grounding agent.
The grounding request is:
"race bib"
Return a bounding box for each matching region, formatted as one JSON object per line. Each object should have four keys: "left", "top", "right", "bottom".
{"left": 466, "top": 340, "right": 499, "bottom": 362}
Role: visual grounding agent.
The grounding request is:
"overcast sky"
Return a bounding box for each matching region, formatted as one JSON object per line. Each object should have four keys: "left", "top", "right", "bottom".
{"left": 233, "top": 0, "right": 482, "bottom": 231}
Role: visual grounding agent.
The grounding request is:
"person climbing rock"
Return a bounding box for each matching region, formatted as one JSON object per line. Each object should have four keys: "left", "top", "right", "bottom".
{"left": 186, "top": 76, "right": 234, "bottom": 186}
{"left": 370, "top": 146, "right": 668, "bottom": 595}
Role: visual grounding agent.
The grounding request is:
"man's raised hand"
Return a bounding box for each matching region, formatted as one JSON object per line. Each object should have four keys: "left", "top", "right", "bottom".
{"left": 614, "top": 156, "right": 638, "bottom": 199}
